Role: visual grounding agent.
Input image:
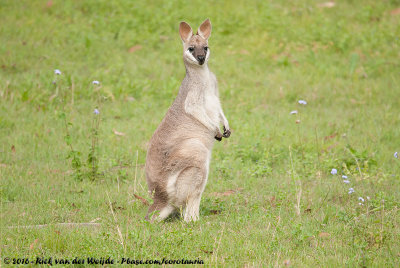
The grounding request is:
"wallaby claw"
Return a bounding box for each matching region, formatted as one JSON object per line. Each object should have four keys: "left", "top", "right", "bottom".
{"left": 215, "top": 133, "right": 222, "bottom": 141}
{"left": 223, "top": 126, "right": 231, "bottom": 138}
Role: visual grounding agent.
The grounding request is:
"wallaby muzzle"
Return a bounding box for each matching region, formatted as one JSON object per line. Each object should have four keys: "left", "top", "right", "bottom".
{"left": 197, "top": 55, "right": 205, "bottom": 65}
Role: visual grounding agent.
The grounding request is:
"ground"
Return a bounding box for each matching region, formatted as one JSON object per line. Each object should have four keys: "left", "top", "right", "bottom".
{"left": 1, "top": 0, "right": 400, "bottom": 266}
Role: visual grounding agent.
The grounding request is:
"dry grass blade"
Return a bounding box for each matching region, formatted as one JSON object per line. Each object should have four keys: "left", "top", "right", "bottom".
{"left": 318, "top": 1, "right": 335, "bottom": 8}
{"left": 390, "top": 8, "right": 400, "bottom": 15}
{"left": 211, "top": 188, "right": 243, "bottom": 197}
{"left": 134, "top": 150, "right": 139, "bottom": 193}
{"left": 112, "top": 129, "right": 126, "bottom": 136}
{"left": 128, "top": 45, "right": 142, "bottom": 53}
{"left": 319, "top": 232, "right": 330, "bottom": 238}
{"left": 106, "top": 191, "right": 125, "bottom": 247}
{"left": 8, "top": 223, "right": 101, "bottom": 229}
{"left": 133, "top": 193, "right": 149, "bottom": 206}
{"left": 29, "top": 239, "right": 39, "bottom": 250}
{"left": 212, "top": 222, "right": 226, "bottom": 265}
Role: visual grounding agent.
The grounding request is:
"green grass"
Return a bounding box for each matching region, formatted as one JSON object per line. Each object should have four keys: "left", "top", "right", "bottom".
{"left": 1, "top": 0, "right": 400, "bottom": 266}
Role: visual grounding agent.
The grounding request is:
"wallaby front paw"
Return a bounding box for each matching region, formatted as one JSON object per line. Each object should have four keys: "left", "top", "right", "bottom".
{"left": 223, "top": 126, "right": 231, "bottom": 138}
{"left": 215, "top": 132, "right": 223, "bottom": 141}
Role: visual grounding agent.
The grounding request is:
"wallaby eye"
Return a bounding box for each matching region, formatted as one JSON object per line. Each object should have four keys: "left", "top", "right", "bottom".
{"left": 188, "top": 47, "right": 194, "bottom": 52}
{"left": 204, "top": 46, "right": 208, "bottom": 52}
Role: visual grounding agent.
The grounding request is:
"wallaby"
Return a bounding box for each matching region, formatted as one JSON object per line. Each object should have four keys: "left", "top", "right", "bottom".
{"left": 145, "top": 19, "right": 230, "bottom": 222}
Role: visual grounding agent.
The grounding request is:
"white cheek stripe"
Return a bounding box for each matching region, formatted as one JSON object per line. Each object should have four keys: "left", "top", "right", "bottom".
{"left": 185, "top": 50, "right": 198, "bottom": 64}
{"left": 184, "top": 49, "right": 210, "bottom": 65}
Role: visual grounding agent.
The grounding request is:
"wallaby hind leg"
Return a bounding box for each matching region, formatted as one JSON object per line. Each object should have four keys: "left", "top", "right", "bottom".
{"left": 184, "top": 194, "right": 202, "bottom": 222}
{"left": 175, "top": 166, "right": 208, "bottom": 222}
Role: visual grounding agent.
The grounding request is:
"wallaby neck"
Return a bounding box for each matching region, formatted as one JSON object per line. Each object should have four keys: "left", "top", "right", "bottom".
{"left": 176, "top": 63, "right": 212, "bottom": 103}
{"left": 184, "top": 63, "right": 210, "bottom": 81}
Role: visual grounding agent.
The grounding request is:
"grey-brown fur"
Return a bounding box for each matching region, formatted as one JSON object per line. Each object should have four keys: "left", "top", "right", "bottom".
{"left": 145, "top": 19, "right": 230, "bottom": 222}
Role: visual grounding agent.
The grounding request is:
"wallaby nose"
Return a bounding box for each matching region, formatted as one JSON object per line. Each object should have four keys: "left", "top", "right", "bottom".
{"left": 197, "top": 55, "right": 205, "bottom": 65}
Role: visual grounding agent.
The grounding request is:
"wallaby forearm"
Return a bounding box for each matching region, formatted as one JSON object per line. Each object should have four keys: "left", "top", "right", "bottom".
{"left": 211, "top": 72, "right": 228, "bottom": 130}
{"left": 219, "top": 107, "right": 229, "bottom": 128}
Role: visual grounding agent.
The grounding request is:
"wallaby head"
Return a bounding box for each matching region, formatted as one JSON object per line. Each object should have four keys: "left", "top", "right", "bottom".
{"left": 179, "top": 19, "right": 212, "bottom": 66}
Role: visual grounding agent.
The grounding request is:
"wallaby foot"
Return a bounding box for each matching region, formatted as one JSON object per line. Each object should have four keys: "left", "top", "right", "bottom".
{"left": 183, "top": 196, "right": 201, "bottom": 222}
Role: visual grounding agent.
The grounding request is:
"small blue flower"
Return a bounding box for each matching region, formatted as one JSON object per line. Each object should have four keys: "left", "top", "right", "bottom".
{"left": 298, "top": 100, "right": 307, "bottom": 105}
{"left": 342, "top": 175, "right": 348, "bottom": 179}
{"left": 54, "top": 69, "right": 61, "bottom": 75}
{"left": 94, "top": 109, "right": 100, "bottom": 115}
{"left": 343, "top": 180, "right": 350, "bottom": 184}
{"left": 395, "top": 152, "right": 398, "bottom": 159}
{"left": 348, "top": 188, "right": 355, "bottom": 194}
{"left": 290, "top": 110, "right": 298, "bottom": 115}
{"left": 92, "top": 80, "right": 100, "bottom": 85}
{"left": 358, "top": 197, "right": 365, "bottom": 202}
{"left": 331, "top": 168, "right": 337, "bottom": 175}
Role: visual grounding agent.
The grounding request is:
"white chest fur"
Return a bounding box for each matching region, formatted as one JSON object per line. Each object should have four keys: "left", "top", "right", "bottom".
{"left": 204, "top": 88, "right": 220, "bottom": 126}
{"left": 183, "top": 68, "right": 222, "bottom": 132}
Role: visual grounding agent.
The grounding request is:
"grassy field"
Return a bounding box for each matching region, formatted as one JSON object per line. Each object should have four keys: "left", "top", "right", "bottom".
{"left": 1, "top": 0, "right": 400, "bottom": 266}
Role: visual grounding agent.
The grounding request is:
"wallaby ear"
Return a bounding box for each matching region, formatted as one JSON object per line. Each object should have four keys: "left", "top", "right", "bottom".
{"left": 197, "top": 18, "right": 211, "bottom": 40}
{"left": 179, "top": 21, "right": 193, "bottom": 42}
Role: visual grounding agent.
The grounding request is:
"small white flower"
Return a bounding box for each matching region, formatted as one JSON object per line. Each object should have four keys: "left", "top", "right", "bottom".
{"left": 298, "top": 100, "right": 307, "bottom": 105}
{"left": 358, "top": 203, "right": 364, "bottom": 206}
{"left": 342, "top": 175, "right": 348, "bottom": 179}
{"left": 358, "top": 197, "right": 365, "bottom": 202}
{"left": 367, "top": 196, "right": 370, "bottom": 200}
{"left": 94, "top": 109, "right": 100, "bottom": 115}
{"left": 395, "top": 152, "right": 398, "bottom": 158}
{"left": 92, "top": 80, "right": 100, "bottom": 85}
{"left": 348, "top": 188, "right": 355, "bottom": 194}
{"left": 290, "top": 110, "right": 298, "bottom": 115}
{"left": 54, "top": 69, "right": 61, "bottom": 75}
{"left": 331, "top": 168, "right": 337, "bottom": 175}
{"left": 343, "top": 180, "right": 350, "bottom": 184}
